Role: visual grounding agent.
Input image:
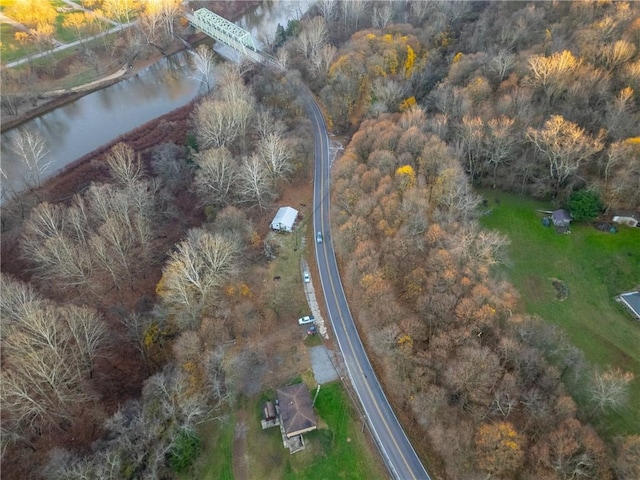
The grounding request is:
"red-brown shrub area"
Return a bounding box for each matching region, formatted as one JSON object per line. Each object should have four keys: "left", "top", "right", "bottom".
{"left": 0, "top": 103, "right": 203, "bottom": 479}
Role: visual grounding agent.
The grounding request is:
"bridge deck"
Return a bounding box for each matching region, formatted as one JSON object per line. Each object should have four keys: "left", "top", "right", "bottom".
{"left": 186, "top": 8, "right": 257, "bottom": 58}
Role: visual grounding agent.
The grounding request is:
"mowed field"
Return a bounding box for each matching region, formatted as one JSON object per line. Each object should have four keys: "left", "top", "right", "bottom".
{"left": 480, "top": 190, "right": 640, "bottom": 436}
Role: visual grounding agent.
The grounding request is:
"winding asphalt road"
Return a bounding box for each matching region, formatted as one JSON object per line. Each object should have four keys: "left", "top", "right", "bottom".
{"left": 296, "top": 85, "right": 431, "bottom": 479}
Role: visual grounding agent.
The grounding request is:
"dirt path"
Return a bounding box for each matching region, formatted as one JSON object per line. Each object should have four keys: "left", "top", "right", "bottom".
{"left": 43, "top": 65, "right": 130, "bottom": 96}
{"left": 0, "top": 12, "right": 29, "bottom": 32}
{"left": 233, "top": 410, "right": 250, "bottom": 480}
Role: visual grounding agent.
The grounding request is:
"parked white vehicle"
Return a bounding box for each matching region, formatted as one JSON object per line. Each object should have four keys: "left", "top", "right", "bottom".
{"left": 298, "top": 315, "right": 315, "bottom": 325}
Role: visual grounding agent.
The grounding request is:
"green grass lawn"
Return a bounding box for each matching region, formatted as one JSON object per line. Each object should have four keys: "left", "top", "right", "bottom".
{"left": 253, "top": 382, "right": 386, "bottom": 480}
{"left": 185, "top": 383, "right": 386, "bottom": 480}
{"left": 268, "top": 217, "right": 313, "bottom": 320}
{"left": 479, "top": 190, "right": 640, "bottom": 436}
{"left": 283, "top": 382, "right": 386, "bottom": 480}
{"left": 0, "top": 23, "right": 30, "bottom": 63}
{"left": 179, "top": 415, "right": 235, "bottom": 480}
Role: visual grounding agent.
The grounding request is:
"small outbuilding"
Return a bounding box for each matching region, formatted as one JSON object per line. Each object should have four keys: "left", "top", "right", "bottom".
{"left": 270, "top": 206, "right": 299, "bottom": 233}
{"left": 264, "top": 401, "right": 277, "bottom": 421}
{"left": 551, "top": 209, "right": 572, "bottom": 228}
{"left": 612, "top": 212, "right": 640, "bottom": 228}
{"left": 617, "top": 291, "right": 640, "bottom": 321}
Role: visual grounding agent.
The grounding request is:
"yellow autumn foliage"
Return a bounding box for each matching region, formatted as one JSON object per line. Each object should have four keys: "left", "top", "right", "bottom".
{"left": 404, "top": 45, "right": 416, "bottom": 77}
{"left": 399, "top": 96, "right": 417, "bottom": 112}
{"left": 475, "top": 421, "right": 525, "bottom": 475}
{"left": 397, "top": 333, "right": 413, "bottom": 348}
{"left": 395, "top": 164, "right": 417, "bottom": 189}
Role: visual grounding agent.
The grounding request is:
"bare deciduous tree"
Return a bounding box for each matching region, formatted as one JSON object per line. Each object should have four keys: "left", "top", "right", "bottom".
{"left": 527, "top": 115, "right": 604, "bottom": 198}
{"left": 489, "top": 49, "right": 517, "bottom": 82}
{"left": 194, "top": 98, "right": 249, "bottom": 150}
{"left": 310, "top": 43, "right": 337, "bottom": 76}
{"left": 316, "top": 0, "right": 337, "bottom": 20}
{"left": 589, "top": 367, "right": 633, "bottom": 414}
{"left": 105, "top": 142, "right": 143, "bottom": 190}
{"left": 296, "top": 16, "right": 327, "bottom": 60}
{"left": 484, "top": 116, "right": 518, "bottom": 188}
{"left": 9, "top": 128, "right": 51, "bottom": 189}
{"left": 21, "top": 202, "right": 94, "bottom": 289}
{"left": 157, "top": 229, "right": 240, "bottom": 329}
{"left": 257, "top": 132, "right": 293, "bottom": 182}
{"left": 189, "top": 44, "right": 215, "bottom": 92}
{"left": 458, "top": 115, "right": 485, "bottom": 180}
{"left": 601, "top": 140, "right": 640, "bottom": 210}
{"left": 372, "top": 2, "right": 394, "bottom": 29}
{"left": 194, "top": 147, "right": 238, "bottom": 206}
{"left": 237, "top": 154, "right": 276, "bottom": 208}
{"left": 139, "top": 0, "right": 181, "bottom": 44}
{"left": 599, "top": 40, "right": 636, "bottom": 71}
{"left": 528, "top": 50, "right": 581, "bottom": 105}
{"left": 1, "top": 277, "right": 106, "bottom": 432}
{"left": 443, "top": 345, "right": 502, "bottom": 410}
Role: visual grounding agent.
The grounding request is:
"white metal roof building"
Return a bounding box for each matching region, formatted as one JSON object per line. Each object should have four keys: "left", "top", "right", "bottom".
{"left": 270, "top": 206, "right": 298, "bottom": 232}
{"left": 618, "top": 291, "right": 640, "bottom": 321}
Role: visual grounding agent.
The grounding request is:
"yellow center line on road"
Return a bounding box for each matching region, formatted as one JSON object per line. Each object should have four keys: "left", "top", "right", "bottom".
{"left": 314, "top": 123, "right": 419, "bottom": 479}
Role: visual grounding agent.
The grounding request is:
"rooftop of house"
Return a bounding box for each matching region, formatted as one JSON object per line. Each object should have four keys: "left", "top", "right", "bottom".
{"left": 277, "top": 384, "right": 317, "bottom": 438}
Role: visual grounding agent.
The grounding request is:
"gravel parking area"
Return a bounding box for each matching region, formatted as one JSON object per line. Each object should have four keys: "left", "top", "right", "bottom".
{"left": 302, "top": 259, "right": 329, "bottom": 339}
{"left": 310, "top": 345, "right": 339, "bottom": 384}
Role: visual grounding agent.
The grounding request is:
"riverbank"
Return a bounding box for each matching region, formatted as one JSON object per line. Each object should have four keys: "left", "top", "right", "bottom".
{"left": 0, "top": 1, "right": 260, "bottom": 133}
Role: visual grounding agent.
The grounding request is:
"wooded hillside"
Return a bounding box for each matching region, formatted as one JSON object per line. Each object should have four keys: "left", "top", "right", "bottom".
{"left": 276, "top": 1, "right": 640, "bottom": 478}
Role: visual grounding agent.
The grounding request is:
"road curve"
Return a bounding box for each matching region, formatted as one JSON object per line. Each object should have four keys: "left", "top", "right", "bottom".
{"left": 297, "top": 84, "right": 431, "bottom": 479}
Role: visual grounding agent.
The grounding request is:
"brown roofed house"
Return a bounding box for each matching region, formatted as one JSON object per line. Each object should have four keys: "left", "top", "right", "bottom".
{"left": 277, "top": 384, "right": 317, "bottom": 438}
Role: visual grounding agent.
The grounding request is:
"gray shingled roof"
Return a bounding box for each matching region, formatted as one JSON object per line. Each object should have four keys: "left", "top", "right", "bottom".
{"left": 277, "top": 384, "right": 317, "bottom": 438}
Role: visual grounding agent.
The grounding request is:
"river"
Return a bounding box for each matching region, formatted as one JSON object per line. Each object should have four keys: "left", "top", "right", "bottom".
{"left": 1, "top": 0, "right": 312, "bottom": 199}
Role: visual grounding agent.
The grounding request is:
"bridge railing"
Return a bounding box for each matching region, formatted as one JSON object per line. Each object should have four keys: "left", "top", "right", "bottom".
{"left": 187, "top": 8, "right": 256, "bottom": 56}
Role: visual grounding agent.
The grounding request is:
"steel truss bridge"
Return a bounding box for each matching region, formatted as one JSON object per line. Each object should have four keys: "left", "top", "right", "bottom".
{"left": 185, "top": 8, "right": 262, "bottom": 62}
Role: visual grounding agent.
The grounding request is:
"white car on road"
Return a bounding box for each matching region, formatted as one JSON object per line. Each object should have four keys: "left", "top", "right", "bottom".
{"left": 303, "top": 272, "right": 310, "bottom": 283}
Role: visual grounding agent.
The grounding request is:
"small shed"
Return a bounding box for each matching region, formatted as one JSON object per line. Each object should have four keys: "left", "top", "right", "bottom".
{"left": 276, "top": 384, "right": 317, "bottom": 438}
{"left": 617, "top": 291, "right": 640, "bottom": 321}
{"left": 264, "top": 401, "right": 276, "bottom": 421}
{"left": 551, "top": 209, "right": 572, "bottom": 228}
{"left": 612, "top": 212, "right": 640, "bottom": 228}
{"left": 271, "top": 206, "right": 299, "bottom": 233}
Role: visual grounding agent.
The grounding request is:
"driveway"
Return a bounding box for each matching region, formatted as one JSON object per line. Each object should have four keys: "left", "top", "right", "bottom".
{"left": 302, "top": 259, "right": 329, "bottom": 339}
{"left": 309, "top": 345, "right": 340, "bottom": 384}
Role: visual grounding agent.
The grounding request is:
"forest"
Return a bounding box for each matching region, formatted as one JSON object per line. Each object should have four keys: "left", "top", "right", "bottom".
{"left": 2, "top": 1, "right": 640, "bottom": 479}
{"left": 283, "top": 1, "right": 639, "bottom": 478}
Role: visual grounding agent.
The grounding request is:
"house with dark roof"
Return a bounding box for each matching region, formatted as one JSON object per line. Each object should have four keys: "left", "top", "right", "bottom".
{"left": 277, "top": 384, "right": 317, "bottom": 438}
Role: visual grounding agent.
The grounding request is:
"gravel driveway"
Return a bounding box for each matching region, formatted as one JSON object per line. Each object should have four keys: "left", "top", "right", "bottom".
{"left": 309, "top": 345, "right": 339, "bottom": 384}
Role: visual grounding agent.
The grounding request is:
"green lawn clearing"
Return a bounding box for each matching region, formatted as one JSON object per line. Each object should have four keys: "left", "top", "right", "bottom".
{"left": 282, "top": 381, "right": 386, "bottom": 480}
{"left": 267, "top": 217, "right": 313, "bottom": 321}
{"left": 0, "top": 22, "right": 32, "bottom": 63}
{"left": 183, "top": 383, "right": 385, "bottom": 480}
{"left": 480, "top": 190, "right": 640, "bottom": 436}
{"left": 178, "top": 414, "right": 235, "bottom": 480}
{"left": 254, "top": 382, "right": 386, "bottom": 480}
